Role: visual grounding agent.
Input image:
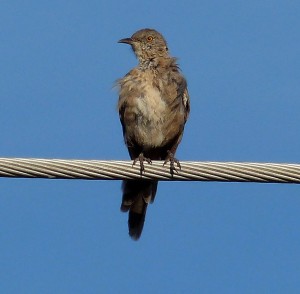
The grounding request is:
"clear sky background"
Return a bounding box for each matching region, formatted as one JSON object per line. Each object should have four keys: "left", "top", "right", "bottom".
{"left": 1, "top": 1, "right": 300, "bottom": 293}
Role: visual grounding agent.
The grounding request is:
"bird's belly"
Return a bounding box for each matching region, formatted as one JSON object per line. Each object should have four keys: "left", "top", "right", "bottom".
{"left": 133, "top": 92, "right": 167, "bottom": 147}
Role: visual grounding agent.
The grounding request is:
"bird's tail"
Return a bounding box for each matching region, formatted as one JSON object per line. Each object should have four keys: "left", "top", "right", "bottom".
{"left": 121, "top": 180, "right": 158, "bottom": 240}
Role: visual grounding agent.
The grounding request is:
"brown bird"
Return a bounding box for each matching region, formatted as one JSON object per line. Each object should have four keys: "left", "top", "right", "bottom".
{"left": 117, "top": 28, "right": 190, "bottom": 240}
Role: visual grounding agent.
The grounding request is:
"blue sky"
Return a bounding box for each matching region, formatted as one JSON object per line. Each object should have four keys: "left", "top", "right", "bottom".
{"left": 1, "top": 1, "right": 300, "bottom": 293}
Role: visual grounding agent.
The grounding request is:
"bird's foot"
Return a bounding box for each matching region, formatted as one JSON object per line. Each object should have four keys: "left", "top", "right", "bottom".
{"left": 163, "top": 151, "right": 181, "bottom": 176}
{"left": 132, "top": 153, "right": 152, "bottom": 174}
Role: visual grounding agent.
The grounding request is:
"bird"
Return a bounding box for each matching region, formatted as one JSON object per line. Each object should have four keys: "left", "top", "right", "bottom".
{"left": 117, "top": 28, "right": 190, "bottom": 240}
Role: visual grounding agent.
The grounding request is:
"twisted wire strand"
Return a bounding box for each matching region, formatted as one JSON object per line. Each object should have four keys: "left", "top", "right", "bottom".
{"left": 0, "top": 158, "right": 300, "bottom": 184}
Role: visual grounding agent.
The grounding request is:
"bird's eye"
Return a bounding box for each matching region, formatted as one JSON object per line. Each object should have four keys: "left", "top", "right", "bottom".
{"left": 147, "top": 36, "right": 154, "bottom": 42}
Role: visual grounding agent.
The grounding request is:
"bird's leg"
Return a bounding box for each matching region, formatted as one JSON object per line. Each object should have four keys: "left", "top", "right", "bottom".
{"left": 163, "top": 151, "right": 181, "bottom": 175}
{"left": 132, "top": 152, "right": 152, "bottom": 174}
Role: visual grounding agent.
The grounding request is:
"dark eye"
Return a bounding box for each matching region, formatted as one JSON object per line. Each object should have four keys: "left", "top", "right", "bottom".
{"left": 147, "top": 36, "right": 154, "bottom": 42}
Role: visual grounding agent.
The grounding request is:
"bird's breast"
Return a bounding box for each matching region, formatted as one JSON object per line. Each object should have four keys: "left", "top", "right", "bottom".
{"left": 133, "top": 84, "right": 167, "bottom": 147}
{"left": 136, "top": 84, "right": 166, "bottom": 123}
{"left": 120, "top": 69, "right": 184, "bottom": 149}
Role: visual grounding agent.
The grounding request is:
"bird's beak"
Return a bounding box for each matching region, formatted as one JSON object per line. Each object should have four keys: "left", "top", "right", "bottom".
{"left": 118, "top": 37, "right": 133, "bottom": 45}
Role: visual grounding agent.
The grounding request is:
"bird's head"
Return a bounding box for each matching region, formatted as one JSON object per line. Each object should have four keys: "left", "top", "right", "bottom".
{"left": 118, "top": 28, "right": 169, "bottom": 66}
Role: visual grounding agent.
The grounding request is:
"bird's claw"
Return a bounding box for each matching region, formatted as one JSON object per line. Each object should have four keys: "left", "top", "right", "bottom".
{"left": 163, "top": 151, "right": 181, "bottom": 176}
{"left": 133, "top": 153, "right": 152, "bottom": 174}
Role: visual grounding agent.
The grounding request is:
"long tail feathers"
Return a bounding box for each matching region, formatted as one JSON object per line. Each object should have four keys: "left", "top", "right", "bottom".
{"left": 121, "top": 180, "right": 158, "bottom": 240}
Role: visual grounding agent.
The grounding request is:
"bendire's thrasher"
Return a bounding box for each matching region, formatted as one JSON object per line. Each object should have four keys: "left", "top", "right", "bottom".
{"left": 117, "top": 28, "right": 190, "bottom": 240}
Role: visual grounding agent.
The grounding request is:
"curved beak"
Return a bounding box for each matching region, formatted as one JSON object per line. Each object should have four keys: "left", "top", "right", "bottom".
{"left": 118, "top": 37, "right": 133, "bottom": 45}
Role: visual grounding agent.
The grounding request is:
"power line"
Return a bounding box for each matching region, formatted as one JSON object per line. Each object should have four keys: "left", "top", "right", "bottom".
{"left": 0, "top": 157, "right": 300, "bottom": 184}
